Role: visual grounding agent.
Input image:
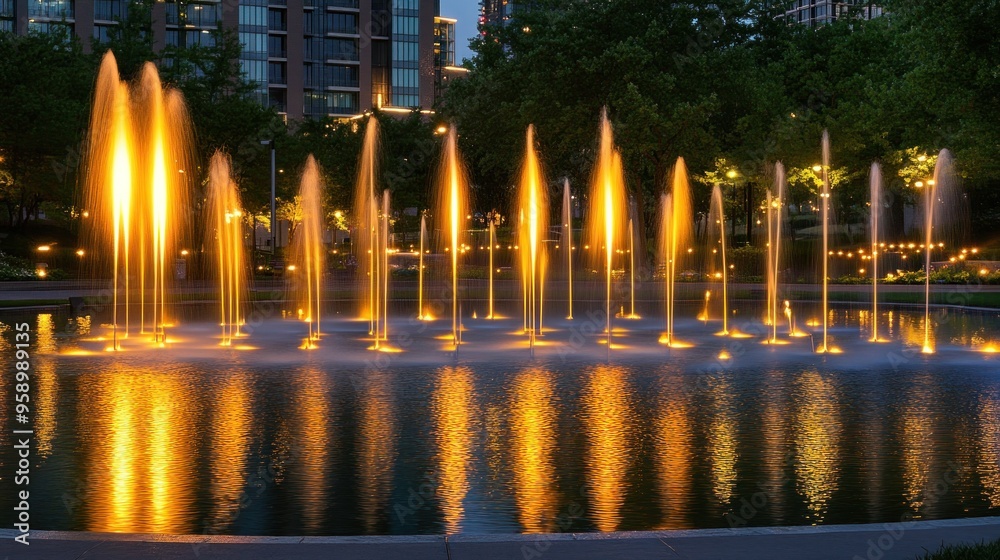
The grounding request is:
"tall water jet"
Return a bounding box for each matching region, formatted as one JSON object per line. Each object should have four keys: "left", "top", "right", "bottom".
{"left": 708, "top": 185, "right": 728, "bottom": 335}
{"left": 291, "top": 156, "right": 325, "bottom": 348}
{"left": 869, "top": 163, "right": 884, "bottom": 342}
{"left": 819, "top": 131, "right": 832, "bottom": 353}
{"left": 133, "top": 63, "right": 193, "bottom": 344}
{"left": 84, "top": 54, "right": 133, "bottom": 349}
{"left": 353, "top": 118, "right": 387, "bottom": 345}
{"left": 82, "top": 53, "right": 192, "bottom": 349}
{"left": 562, "top": 180, "right": 573, "bottom": 320}
{"left": 435, "top": 128, "right": 471, "bottom": 348}
{"left": 380, "top": 190, "right": 391, "bottom": 344}
{"left": 766, "top": 163, "right": 786, "bottom": 343}
{"left": 418, "top": 212, "right": 428, "bottom": 320}
{"left": 921, "top": 150, "right": 963, "bottom": 354}
{"left": 660, "top": 157, "right": 693, "bottom": 347}
{"left": 585, "top": 111, "right": 629, "bottom": 352}
{"left": 627, "top": 215, "right": 637, "bottom": 318}
{"left": 206, "top": 152, "right": 247, "bottom": 346}
{"left": 516, "top": 125, "right": 550, "bottom": 352}
{"left": 487, "top": 212, "right": 496, "bottom": 319}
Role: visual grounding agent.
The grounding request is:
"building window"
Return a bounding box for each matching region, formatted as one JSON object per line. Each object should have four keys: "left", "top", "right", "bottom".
{"left": 93, "top": 24, "right": 116, "bottom": 42}
{"left": 268, "top": 61, "right": 286, "bottom": 84}
{"left": 270, "top": 89, "right": 287, "bottom": 113}
{"left": 268, "top": 8, "right": 285, "bottom": 31}
{"left": 327, "top": 12, "right": 357, "bottom": 34}
{"left": 268, "top": 35, "right": 286, "bottom": 58}
{"left": 325, "top": 37, "right": 358, "bottom": 61}
{"left": 28, "top": 0, "right": 73, "bottom": 18}
{"left": 239, "top": 4, "right": 267, "bottom": 30}
{"left": 391, "top": 0, "right": 420, "bottom": 108}
{"left": 94, "top": 0, "right": 123, "bottom": 21}
{"left": 303, "top": 91, "right": 358, "bottom": 117}
{"left": 327, "top": 64, "right": 358, "bottom": 88}
{"left": 0, "top": 0, "right": 15, "bottom": 31}
{"left": 186, "top": 3, "right": 219, "bottom": 27}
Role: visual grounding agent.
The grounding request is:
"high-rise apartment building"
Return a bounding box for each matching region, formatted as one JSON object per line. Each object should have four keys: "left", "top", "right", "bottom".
{"left": 433, "top": 14, "right": 466, "bottom": 97}
{"left": 241, "top": 0, "right": 443, "bottom": 119}
{"left": 783, "top": 0, "right": 882, "bottom": 27}
{"left": 480, "top": 0, "right": 531, "bottom": 30}
{"left": 2, "top": 0, "right": 453, "bottom": 120}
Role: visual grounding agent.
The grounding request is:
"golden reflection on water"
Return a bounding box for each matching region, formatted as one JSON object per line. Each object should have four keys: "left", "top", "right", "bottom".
{"left": 357, "top": 373, "right": 395, "bottom": 533}
{"left": 207, "top": 374, "right": 251, "bottom": 532}
{"left": 901, "top": 375, "right": 936, "bottom": 515}
{"left": 978, "top": 395, "right": 1000, "bottom": 507}
{"left": 899, "top": 311, "right": 933, "bottom": 350}
{"left": 509, "top": 368, "right": 558, "bottom": 533}
{"left": 761, "top": 374, "right": 790, "bottom": 523}
{"left": 432, "top": 365, "right": 475, "bottom": 533}
{"left": 655, "top": 382, "right": 692, "bottom": 528}
{"left": 79, "top": 367, "right": 197, "bottom": 533}
{"left": 35, "top": 314, "right": 58, "bottom": 458}
{"left": 294, "top": 367, "right": 331, "bottom": 532}
{"left": 581, "top": 365, "right": 632, "bottom": 532}
{"left": 707, "top": 376, "right": 737, "bottom": 504}
{"left": 793, "top": 371, "right": 840, "bottom": 523}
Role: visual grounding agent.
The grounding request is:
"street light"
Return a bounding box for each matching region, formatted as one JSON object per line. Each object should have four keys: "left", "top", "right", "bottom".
{"left": 260, "top": 139, "right": 277, "bottom": 254}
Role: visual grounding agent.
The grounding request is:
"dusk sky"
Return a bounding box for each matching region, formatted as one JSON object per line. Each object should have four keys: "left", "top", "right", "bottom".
{"left": 440, "top": 0, "right": 478, "bottom": 63}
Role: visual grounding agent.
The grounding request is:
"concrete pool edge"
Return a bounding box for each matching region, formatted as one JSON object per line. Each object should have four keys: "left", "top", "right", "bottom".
{"left": 3, "top": 515, "right": 999, "bottom": 544}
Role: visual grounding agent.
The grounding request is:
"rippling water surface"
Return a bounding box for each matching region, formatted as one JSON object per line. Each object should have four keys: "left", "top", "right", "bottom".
{"left": 1, "top": 304, "right": 998, "bottom": 535}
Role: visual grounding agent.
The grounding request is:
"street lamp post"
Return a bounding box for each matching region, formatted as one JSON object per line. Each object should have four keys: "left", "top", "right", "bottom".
{"left": 261, "top": 140, "right": 277, "bottom": 254}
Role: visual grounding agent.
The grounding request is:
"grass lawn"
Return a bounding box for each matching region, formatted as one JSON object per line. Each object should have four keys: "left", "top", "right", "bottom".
{"left": 922, "top": 539, "right": 1000, "bottom": 559}
{"left": 790, "top": 290, "right": 1000, "bottom": 308}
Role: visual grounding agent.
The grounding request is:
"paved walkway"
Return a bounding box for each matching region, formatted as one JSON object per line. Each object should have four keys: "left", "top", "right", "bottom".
{"left": 3, "top": 517, "right": 999, "bottom": 560}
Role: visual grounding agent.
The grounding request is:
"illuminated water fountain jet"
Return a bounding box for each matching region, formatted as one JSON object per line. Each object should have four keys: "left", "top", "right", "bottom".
{"left": 82, "top": 53, "right": 193, "bottom": 349}
{"left": 626, "top": 214, "right": 638, "bottom": 319}
{"left": 869, "top": 163, "right": 884, "bottom": 342}
{"left": 418, "top": 212, "right": 428, "bottom": 320}
{"left": 85, "top": 54, "right": 133, "bottom": 349}
{"left": 380, "top": 190, "right": 391, "bottom": 343}
{"left": 516, "top": 126, "right": 549, "bottom": 353}
{"left": 562, "top": 180, "right": 574, "bottom": 320}
{"left": 205, "top": 152, "right": 247, "bottom": 346}
{"left": 921, "top": 150, "right": 963, "bottom": 354}
{"left": 292, "top": 156, "right": 325, "bottom": 348}
{"left": 487, "top": 213, "right": 496, "bottom": 319}
{"left": 766, "top": 163, "right": 786, "bottom": 344}
{"left": 436, "top": 129, "right": 471, "bottom": 348}
{"left": 818, "top": 131, "right": 832, "bottom": 353}
{"left": 708, "top": 185, "right": 728, "bottom": 335}
{"left": 353, "top": 118, "right": 391, "bottom": 347}
{"left": 659, "top": 158, "right": 692, "bottom": 347}
{"left": 585, "top": 111, "right": 629, "bottom": 353}
{"left": 134, "top": 64, "right": 192, "bottom": 344}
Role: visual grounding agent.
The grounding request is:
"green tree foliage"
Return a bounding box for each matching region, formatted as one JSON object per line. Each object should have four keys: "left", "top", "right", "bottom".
{"left": 0, "top": 31, "right": 94, "bottom": 228}
{"left": 266, "top": 112, "right": 437, "bottom": 234}
{"left": 441, "top": 0, "right": 1000, "bottom": 243}
{"left": 442, "top": 0, "right": 786, "bottom": 232}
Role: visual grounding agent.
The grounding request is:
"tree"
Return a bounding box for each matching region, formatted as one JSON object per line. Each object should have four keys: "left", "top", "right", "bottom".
{"left": 442, "top": 0, "right": 785, "bottom": 236}
{"left": 0, "top": 31, "right": 94, "bottom": 228}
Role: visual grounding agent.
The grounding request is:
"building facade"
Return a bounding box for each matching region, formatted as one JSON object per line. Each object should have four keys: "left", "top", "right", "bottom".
{"left": 2, "top": 0, "right": 453, "bottom": 120}
{"left": 783, "top": 0, "right": 883, "bottom": 27}
{"left": 248, "top": 0, "right": 440, "bottom": 119}
{"left": 480, "top": 0, "right": 531, "bottom": 30}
